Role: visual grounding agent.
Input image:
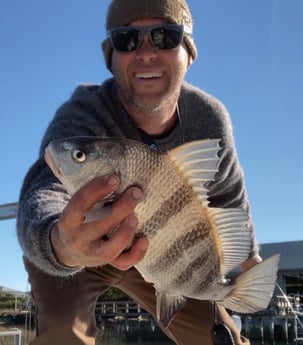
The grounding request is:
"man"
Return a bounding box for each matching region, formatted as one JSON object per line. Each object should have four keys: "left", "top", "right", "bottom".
{"left": 17, "top": 0, "right": 261, "bottom": 344}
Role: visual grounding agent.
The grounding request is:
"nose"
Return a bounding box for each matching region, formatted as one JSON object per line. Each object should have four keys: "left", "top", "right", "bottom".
{"left": 135, "top": 36, "right": 157, "bottom": 63}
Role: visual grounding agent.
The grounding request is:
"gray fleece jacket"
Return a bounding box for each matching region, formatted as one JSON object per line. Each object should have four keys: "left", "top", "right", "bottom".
{"left": 17, "top": 78, "right": 259, "bottom": 276}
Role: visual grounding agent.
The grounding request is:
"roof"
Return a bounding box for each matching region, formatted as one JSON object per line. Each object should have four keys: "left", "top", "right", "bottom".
{"left": 259, "top": 240, "right": 303, "bottom": 272}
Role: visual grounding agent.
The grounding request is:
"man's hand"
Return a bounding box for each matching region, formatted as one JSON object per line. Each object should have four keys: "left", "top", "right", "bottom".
{"left": 50, "top": 175, "right": 148, "bottom": 270}
{"left": 240, "top": 254, "right": 262, "bottom": 271}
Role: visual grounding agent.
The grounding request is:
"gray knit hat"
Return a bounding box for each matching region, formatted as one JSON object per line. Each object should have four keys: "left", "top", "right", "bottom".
{"left": 101, "top": 0, "right": 197, "bottom": 71}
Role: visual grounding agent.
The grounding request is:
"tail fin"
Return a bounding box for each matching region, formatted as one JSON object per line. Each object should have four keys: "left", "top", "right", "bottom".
{"left": 221, "top": 254, "right": 280, "bottom": 313}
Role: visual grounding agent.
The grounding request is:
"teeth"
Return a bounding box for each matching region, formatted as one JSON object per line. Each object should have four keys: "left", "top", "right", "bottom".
{"left": 135, "top": 72, "right": 162, "bottom": 79}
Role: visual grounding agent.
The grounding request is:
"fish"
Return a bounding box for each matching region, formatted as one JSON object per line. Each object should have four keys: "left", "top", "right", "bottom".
{"left": 44, "top": 136, "right": 280, "bottom": 328}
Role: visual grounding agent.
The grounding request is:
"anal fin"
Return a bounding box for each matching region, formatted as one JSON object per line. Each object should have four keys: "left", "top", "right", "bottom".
{"left": 156, "top": 292, "right": 187, "bottom": 328}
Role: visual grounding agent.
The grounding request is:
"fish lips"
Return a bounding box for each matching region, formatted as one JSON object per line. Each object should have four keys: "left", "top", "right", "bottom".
{"left": 44, "top": 146, "right": 62, "bottom": 179}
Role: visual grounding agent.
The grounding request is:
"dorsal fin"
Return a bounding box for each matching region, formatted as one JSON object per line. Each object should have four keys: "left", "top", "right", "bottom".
{"left": 207, "top": 207, "right": 251, "bottom": 275}
{"left": 168, "top": 139, "right": 250, "bottom": 275}
{"left": 167, "top": 139, "right": 221, "bottom": 204}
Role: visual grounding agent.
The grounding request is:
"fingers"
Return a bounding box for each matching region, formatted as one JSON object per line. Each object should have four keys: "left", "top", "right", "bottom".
{"left": 87, "top": 186, "right": 143, "bottom": 241}
{"left": 240, "top": 254, "right": 263, "bottom": 271}
{"left": 51, "top": 175, "right": 148, "bottom": 269}
{"left": 93, "top": 214, "right": 149, "bottom": 270}
{"left": 111, "top": 237, "right": 149, "bottom": 270}
{"left": 60, "top": 175, "right": 119, "bottom": 227}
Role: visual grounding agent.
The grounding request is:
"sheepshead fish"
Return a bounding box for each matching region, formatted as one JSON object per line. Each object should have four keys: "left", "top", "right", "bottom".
{"left": 45, "top": 136, "right": 279, "bottom": 327}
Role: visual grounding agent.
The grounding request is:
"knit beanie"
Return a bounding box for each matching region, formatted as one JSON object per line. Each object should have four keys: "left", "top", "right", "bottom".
{"left": 101, "top": 0, "right": 197, "bottom": 71}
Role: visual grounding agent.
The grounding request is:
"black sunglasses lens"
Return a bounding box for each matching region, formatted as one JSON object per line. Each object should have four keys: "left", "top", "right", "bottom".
{"left": 110, "top": 25, "right": 184, "bottom": 52}
{"left": 111, "top": 28, "right": 140, "bottom": 52}
{"left": 151, "top": 26, "right": 183, "bottom": 49}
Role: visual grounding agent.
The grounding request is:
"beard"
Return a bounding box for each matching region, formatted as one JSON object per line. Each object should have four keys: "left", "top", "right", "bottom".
{"left": 115, "top": 65, "right": 186, "bottom": 116}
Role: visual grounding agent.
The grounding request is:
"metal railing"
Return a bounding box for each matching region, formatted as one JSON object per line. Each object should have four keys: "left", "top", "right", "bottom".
{"left": 0, "top": 328, "right": 21, "bottom": 345}
{"left": 95, "top": 300, "right": 149, "bottom": 318}
{"left": 0, "top": 203, "right": 18, "bottom": 221}
{"left": 1, "top": 203, "right": 21, "bottom": 344}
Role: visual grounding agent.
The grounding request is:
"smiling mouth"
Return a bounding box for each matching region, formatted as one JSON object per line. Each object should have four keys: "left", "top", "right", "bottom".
{"left": 135, "top": 72, "right": 163, "bottom": 79}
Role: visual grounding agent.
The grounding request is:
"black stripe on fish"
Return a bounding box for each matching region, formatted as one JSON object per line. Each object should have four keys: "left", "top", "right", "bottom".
{"left": 146, "top": 221, "right": 210, "bottom": 274}
{"left": 174, "top": 251, "right": 210, "bottom": 286}
{"left": 141, "top": 184, "right": 193, "bottom": 238}
{"left": 193, "top": 268, "right": 219, "bottom": 294}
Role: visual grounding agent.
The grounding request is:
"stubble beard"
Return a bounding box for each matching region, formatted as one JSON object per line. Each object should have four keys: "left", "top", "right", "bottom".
{"left": 116, "top": 67, "right": 185, "bottom": 117}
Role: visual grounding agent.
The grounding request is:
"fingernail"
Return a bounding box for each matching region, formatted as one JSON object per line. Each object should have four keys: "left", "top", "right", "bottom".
{"left": 131, "top": 187, "right": 143, "bottom": 201}
{"left": 141, "top": 238, "right": 149, "bottom": 251}
{"left": 127, "top": 214, "right": 138, "bottom": 228}
{"left": 107, "top": 175, "right": 118, "bottom": 186}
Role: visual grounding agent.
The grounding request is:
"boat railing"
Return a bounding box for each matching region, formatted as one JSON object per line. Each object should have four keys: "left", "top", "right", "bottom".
{"left": 0, "top": 328, "right": 21, "bottom": 345}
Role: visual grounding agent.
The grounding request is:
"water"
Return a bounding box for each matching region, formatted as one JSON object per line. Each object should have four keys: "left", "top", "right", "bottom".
{"left": 96, "top": 337, "right": 300, "bottom": 345}
{"left": 96, "top": 340, "right": 167, "bottom": 345}
{"left": 95, "top": 325, "right": 300, "bottom": 345}
{"left": 96, "top": 339, "right": 298, "bottom": 345}
{"left": 0, "top": 326, "right": 299, "bottom": 345}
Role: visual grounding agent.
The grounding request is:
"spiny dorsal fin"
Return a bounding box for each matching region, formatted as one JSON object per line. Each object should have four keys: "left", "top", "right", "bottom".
{"left": 168, "top": 139, "right": 221, "bottom": 204}
{"left": 207, "top": 207, "right": 251, "bottom": 275}
{"left": 168, "top": 139, "right": 250, "bottom": 275}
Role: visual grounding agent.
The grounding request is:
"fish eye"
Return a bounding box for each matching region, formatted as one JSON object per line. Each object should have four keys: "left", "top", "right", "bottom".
{"left": 72, "top": 149, "right": 86, "bottom": 163}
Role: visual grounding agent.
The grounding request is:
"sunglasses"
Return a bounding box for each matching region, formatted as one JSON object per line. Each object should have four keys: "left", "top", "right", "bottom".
{"left": 109, "top": 24, "right": 190, "bottom": 52}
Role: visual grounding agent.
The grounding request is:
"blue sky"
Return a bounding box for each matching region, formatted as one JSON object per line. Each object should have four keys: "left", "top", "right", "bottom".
{"left": 0, "top": 0, "right": 302, "bottom": 291}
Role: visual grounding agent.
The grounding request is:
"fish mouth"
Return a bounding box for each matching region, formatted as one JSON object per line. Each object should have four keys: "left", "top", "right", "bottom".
{"left": 44, "top": 146, "right": 62, "bottom": 179}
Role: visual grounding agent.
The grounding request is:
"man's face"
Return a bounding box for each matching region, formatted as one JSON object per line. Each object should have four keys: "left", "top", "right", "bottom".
{"left": 110, "top": 18, "right": 191, "bottom": 115}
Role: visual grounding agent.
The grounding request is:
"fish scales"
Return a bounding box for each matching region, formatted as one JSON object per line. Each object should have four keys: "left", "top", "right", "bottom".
{"left": 126, "top": 141, "right": 218, "bottom": 295}
{"left": 125, "top": 142, "right": 181, "bottom": 228}
{"left": 136, "top": 187, "right": 218, "bottom": 294}
{"left": 175, "top": 252, "right": 211, "bottom": 286}
{"left": 45, "top": 136, "right": 280, "bottom": 328}
{"left": 138, "top": 184, "right": 192, "bottom": 238}
{"left": 146, "top": 221, "right": 211, "bottom": 273}
{"left": 140, "top": 234, "right": 217, "bottom": 293}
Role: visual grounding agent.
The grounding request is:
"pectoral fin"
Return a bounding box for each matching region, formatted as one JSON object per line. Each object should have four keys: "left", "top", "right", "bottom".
{"left": 156, "top": 292, "right": 187, "bottom": 328}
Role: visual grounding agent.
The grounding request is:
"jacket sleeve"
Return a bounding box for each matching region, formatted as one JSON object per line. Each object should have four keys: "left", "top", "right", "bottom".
{"left": 17, "top": 158, "right": 79, "bottom": 276}
{"left": 17, "top": 84, "right": 111, "bottom": 276}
